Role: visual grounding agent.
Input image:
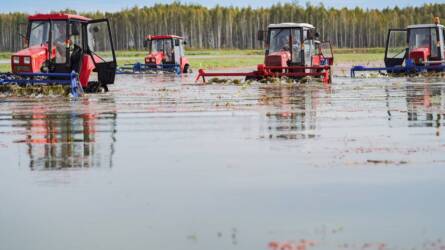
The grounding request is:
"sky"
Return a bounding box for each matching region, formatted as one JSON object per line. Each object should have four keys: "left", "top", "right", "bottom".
{"left": 0, "top": 0, "right": 443, "bottom": 13}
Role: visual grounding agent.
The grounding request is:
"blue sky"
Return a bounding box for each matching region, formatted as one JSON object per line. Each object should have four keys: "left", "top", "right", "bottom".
{"left": 0, "top": 0, "right": 442, "bottom": 13}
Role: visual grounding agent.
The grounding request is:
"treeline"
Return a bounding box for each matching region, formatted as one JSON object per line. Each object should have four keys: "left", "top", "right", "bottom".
{"left": 1, "top": 3, "right": 445, "bottom": 51}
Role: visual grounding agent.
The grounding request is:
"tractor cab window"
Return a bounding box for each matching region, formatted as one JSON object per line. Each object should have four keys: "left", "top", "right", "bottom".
{"left": 52, "top": 21, "right": 67, "bottom": 64}
{"left": 69, "top": 22, "right": 83, "bottom": 72}
{"left": 179, "top": 40, "right": 185, "bottom": 57}
{"left": 70, "top": 22, "right": 82, "bottom": 48}
{"left": 291, "top": 29, "right": 302, "bottom": 63}
{"left": 409, "top": 28, "right": 431, "bottom": 49}
{"left": 439, "top": 28, "right": 445, "bottom": 59}
{"left": 29, "top": 21, "right": 50, "bottom": 47}
{"left": 150, "top": 39, "right": 164, "bottom": 53}
{"left": 269, "top": 29, "right": 291, "bottom": 53}
{"left": 87, "top": 21, "right": 114, "bottom": 62}
{"left": 431, "top": 28, "right": 439, "bottom": 58}
{"left": 164, "top": 39, "right": 173, "bottom": 62}
{"left": 303, "top": 30, "right": 315, "bottom": 66}
{"left": 409, "top": 28, "right": 440, "bottom": 59}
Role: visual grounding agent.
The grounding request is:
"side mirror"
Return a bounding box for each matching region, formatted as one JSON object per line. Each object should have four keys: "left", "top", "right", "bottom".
{"left": 183, "top": 40, "right": 187, "bottom": 45}
{"left": 257, "top": 30, "right": 266, "bottom": 41}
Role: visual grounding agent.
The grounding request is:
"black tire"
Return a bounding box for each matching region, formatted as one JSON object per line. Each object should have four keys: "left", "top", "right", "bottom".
{"left": 183, "top": 64, "right": 191, "bottom": 74}
{"left": 85, "top": 81, "right": 108, "bottom": 93}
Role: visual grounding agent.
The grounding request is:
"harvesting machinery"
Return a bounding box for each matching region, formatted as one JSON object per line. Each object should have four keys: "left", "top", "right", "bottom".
{"left": 351, "top": 17, "right": 445, "bottom": 76}
{"left": 0, "top": 13, "right": 117, "bottom": 96}
{"left": 117, "top": 35, "right": 190, "bottom": 75}
{"left": 196, "top": 23, "right": 334, "bottom": 83}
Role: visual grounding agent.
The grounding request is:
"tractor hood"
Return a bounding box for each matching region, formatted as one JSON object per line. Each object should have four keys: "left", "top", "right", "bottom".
{"left": 409, "top": 47, "right": 430, "bottom": 65}
{"left": 145, "top": 52, "right": 164, "bottom": 65}
{"left": 265, "top": 51, "right": 291, "bottom": 67}
{"left": 12, "top": 45, "right": 55, "bottom": 73}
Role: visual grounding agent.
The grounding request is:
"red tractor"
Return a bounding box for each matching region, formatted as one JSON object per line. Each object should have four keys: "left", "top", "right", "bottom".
{"left": 118, "top": 35, "right": 190, "bottom": 74}
{"left": 3, "top": 13, "right": 117, "bottom": 94}
{"left": 351, "top": 17, "right": 445, "bottom": 76}
{"left": 196, "top": 23, "right": 334, "bottom": 83}
{"left": 144, "top": 35, "right": 190, "bottom": 73}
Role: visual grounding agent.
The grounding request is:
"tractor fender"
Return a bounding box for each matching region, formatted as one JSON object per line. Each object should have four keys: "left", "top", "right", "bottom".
{"left": 79, "top": 55, "right": 96, "bottom": 88}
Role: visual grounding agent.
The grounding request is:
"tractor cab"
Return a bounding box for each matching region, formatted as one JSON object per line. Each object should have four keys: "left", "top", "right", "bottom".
{"left": 260, "top": 23, "right": 333, "bottom": 68}
{"left": 12, "top": 13, "right": 117, "bottom": 91}
{"left": 143, "top": 35, "right": 190, "bottom": 73}
{"left": 385, "top": 18, "right": 445, "bottom": 68}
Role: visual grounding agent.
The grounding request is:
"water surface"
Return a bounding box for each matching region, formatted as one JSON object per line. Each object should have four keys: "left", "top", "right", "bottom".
{"left": 0, "top": 74, "right": 444, "bottom": 250}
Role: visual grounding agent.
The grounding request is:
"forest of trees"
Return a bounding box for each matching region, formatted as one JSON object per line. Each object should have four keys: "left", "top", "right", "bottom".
{"left": 0, "top": 2, "right": 444, "bottom": 51}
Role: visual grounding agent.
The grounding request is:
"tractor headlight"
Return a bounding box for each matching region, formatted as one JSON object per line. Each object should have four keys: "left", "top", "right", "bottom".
{"left": 13, "top": 56, "right": 20, "bottom": 64}
{"left": 23, "top": 56, "right": 31, "bottom": 64}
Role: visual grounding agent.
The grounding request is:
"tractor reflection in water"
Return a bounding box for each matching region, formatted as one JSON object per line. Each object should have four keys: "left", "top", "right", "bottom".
{"left": 258, "top": 84, "right": 326, "bottom": 140}
{"left": 12, "top": 101, "right": 117, "bottom": 170}
{"left": 405, "top": 83, "right": 445, "bottom": 129}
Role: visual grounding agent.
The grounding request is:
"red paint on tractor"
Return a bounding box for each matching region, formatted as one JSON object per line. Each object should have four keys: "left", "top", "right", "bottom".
{"left": 409, "top": 48, "right": 430, "bottom": 65}
{"left": 28, "top": 13, "right": 91, "bottom": 21}
{"left": 79, "top": 55, "right": 96, "bottom": 88}
{"left": 266, "top": 51, "right": 291, "bottom": 67}
{"left": 145, "top": 52, "right": 164, "bottom": 65}
{"left": 12, "top": 45, "right": 56, "bottom": 73}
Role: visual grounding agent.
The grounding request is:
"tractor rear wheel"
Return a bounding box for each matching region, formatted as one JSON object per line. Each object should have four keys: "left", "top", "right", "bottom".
{"left": 183, "top": 64, "right": 191, "bottom": 74}
{"left": 85, "top": 81, "right": 108, "bottom": 93}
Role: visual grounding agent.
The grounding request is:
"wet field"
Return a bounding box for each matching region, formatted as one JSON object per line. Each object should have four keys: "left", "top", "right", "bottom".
{"left": 0, "top": 73, "right": 445, "bottom": 250}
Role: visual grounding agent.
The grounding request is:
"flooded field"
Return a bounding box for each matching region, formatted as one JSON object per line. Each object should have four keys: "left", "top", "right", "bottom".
{"left": 0, "top": 73, "right": 445, "bottom": 250}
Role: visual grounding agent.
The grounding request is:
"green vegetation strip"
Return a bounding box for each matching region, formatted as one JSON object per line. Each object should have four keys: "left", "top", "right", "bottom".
{"left": 0, "top": 49, "right": 384, "bottom": 72}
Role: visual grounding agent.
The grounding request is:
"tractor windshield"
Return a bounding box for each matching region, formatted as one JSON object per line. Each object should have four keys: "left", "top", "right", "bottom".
{"left": 409, "top": 28, "right": 431, "bottom": 49}
{"left": 409, "top": 27, "right": 439, "bottom": 58}
{"left": 268, "top": 28, "right": 302, "bottom": 62}
{"left": 150, "top": 39, "right": 173, "bottom": 61}
{"left": 29, "top": 21, "right": 50, "bottom": 47}
{"left": 269, "top": 29, "right": 291, "bottom": 53}
{"left": 52, "top": 21, "right": 67, "bottom": 64}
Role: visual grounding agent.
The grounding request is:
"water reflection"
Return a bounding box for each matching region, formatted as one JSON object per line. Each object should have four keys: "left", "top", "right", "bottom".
{"left": 12, "top": 98, "right": 117, "bottom": 170}
{"left": 259, "top": 84, "right": 322, "bottom": 140}
{"left": 405, "top": 84, "right": 445, "bottom": 128}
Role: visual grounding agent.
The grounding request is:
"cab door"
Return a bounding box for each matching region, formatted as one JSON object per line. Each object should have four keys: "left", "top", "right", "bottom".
{"left": 384, "top": 29, "right": 407, "bottom": 67}
{"left": 86, "top": 19, "right": 117, "bottom": 85}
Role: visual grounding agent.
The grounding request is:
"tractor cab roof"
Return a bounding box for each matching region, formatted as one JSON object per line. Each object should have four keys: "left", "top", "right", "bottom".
{"left": 268, "top": 23, "right": 315, "bottom": 29}
{"left": 406, "top": 24, "right": 445, "bottom": 29}
{"left": 145, "top": 35, "right": 184, "bottom": 40}
{"left": 28, "top": 13, "right": 91, "bottom": 21}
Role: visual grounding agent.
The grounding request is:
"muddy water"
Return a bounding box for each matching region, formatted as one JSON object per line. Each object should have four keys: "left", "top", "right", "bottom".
{"left": 0, "top": 73, "right": 445, "bottom": 250}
